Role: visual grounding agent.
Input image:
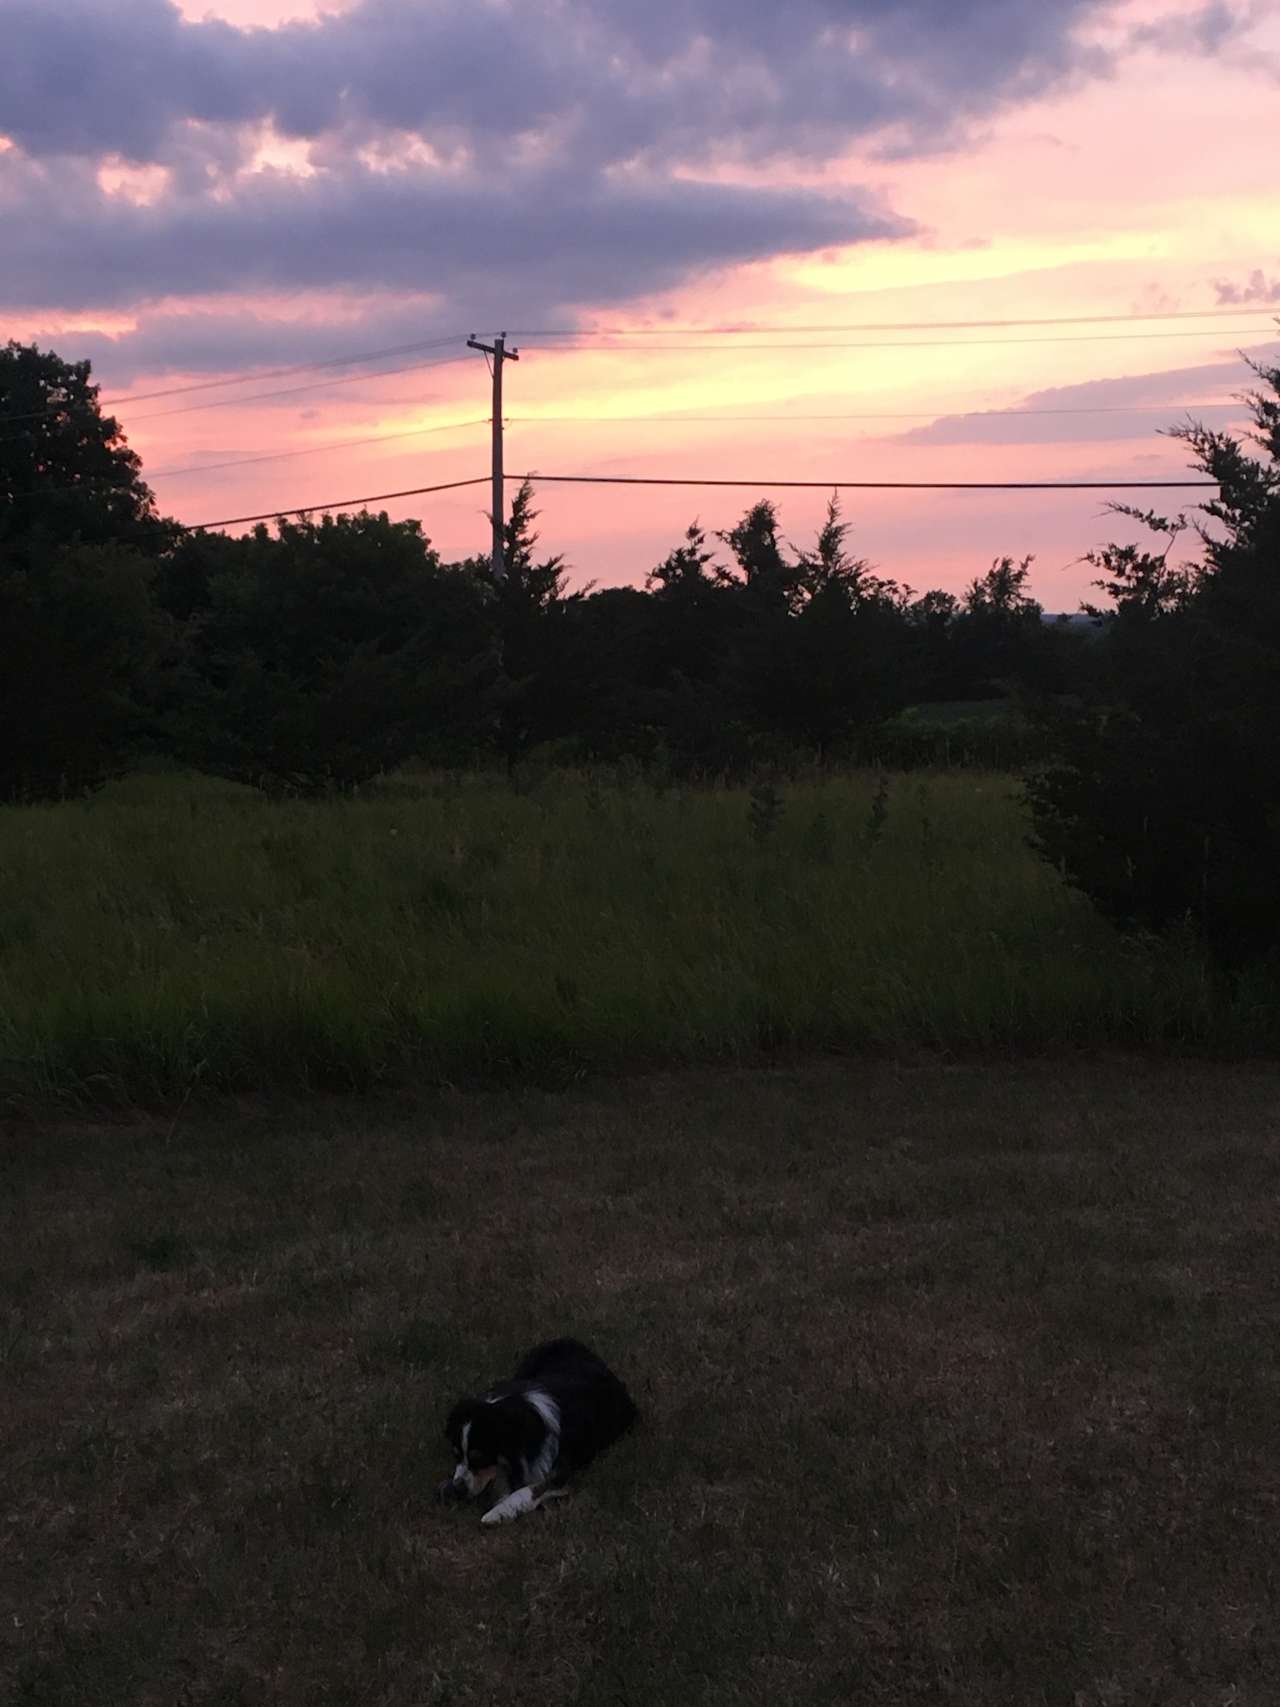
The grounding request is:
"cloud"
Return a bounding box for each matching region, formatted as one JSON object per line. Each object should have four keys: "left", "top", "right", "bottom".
{"left": 0, "top": 148, "right": 906, "bottom": 320}
{"left": 1128, "top": 0, "right": 1253, "bottom": 55}
{"left": 895, "top": 346, "right": 1277, "bottom": 446}
{"left": 0, "top": 0, "right": 1220, "bottom": 385}
{"left": 1214, "top": 268, "right": 1280, "bottom": 305}
{"left": 9, "top": 0, "right": 1079, "bottom": 358}
{"left": 0, "top": 0, "right": 1111, "bottom": 168}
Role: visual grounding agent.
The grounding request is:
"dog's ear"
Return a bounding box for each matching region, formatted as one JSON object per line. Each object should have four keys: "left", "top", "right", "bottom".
{"left": 444, "top": 1399, "right": 475, "bottom": 1446}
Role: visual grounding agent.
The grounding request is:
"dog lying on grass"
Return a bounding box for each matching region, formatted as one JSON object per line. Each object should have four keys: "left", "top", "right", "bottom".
{"left": 438, "top": 1338, "right": 638, "bottom": 1525}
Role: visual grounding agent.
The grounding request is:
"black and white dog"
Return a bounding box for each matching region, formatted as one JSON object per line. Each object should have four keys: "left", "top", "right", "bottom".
{"left": 439, "top": 1338, "right": 637, "bottom": 1525}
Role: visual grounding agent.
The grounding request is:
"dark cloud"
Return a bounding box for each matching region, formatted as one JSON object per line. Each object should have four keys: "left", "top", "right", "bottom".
{"left": 0, "top": 0, "right": 1169, "bottom": 384}
{"left": 895, "top": 347, "right": 1276, "bottom": 446}
{"left": 0, "top": 0, "right": 1109, "bottom": 168}
{"left": 0, "top": 148, "right": 904, "bottom": 317}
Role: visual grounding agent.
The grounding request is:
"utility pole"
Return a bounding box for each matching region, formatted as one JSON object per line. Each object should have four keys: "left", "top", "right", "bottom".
{"left": 466, "top": 332, "right": 518, "bottom": 582}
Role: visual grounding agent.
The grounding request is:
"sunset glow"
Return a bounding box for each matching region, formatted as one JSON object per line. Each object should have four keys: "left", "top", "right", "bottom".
{"left": 4, "top": 0, "right": 1277, "bottom": 604}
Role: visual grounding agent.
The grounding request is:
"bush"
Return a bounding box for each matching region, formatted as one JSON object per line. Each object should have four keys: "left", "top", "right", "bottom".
{"left": 163, "top": 511, "right": 497, "bottom": 795}
{"left": 0, "top": 542, "right": 171, "bottom": 804}
{"left": 1028, "top": 361, "right": 1280, "bottom": 966}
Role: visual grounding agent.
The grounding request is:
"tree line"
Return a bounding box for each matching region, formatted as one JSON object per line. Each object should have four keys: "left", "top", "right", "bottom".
{"left": 3, "top": 339, "right": 1278, "bottom": 966}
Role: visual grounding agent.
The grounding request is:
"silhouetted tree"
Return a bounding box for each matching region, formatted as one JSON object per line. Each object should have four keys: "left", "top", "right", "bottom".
{"left": 483, "top": 480, "right": 581, "bottom": 766}
{"left": 0, "top": 542, "right": 173, "bottom": 802}
{"left": 950, "top": 555, "right": 1047, "bottom": 697}
{"left": 717, "top": 499, "right": 800, "bottom": 613}
{"left": 778, "top": 496, "right": 913, "bottom": 751}
{"left": 168, "top": 511, "right": 494, "bottom": 794}
{"left": 1, "top": 342, "right": 174, "bottom": 559}
{"left": 1029, "top": 359, "right": 1280, "bottom": 964}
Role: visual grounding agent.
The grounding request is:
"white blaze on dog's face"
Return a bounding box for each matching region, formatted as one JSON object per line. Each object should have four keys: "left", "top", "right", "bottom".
{"left": 450, "top": 1418, "right": 500, "bottom": 1497}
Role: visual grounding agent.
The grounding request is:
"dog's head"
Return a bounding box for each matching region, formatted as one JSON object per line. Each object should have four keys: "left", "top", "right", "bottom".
{"left": 444, "top": 1395, "right": 540, "bottom": 1497}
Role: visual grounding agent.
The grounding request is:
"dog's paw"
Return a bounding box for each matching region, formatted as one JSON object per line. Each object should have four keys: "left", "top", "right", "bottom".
{"left": 481, "top": 1487, "right": 537, "bottom": 1525}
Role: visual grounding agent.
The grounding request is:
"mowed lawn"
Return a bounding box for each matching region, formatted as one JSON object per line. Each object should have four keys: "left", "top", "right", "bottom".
{"left": 6, "top": 1059, "right": 1279, "bottom": 1706}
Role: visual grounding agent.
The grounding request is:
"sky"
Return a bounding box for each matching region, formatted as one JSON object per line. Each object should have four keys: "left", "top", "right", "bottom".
{"left": 2, "top": 0, "right": 1278, "bottom": 605}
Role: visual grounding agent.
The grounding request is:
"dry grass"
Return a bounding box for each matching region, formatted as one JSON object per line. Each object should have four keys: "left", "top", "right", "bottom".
{"left": 6, "top": 1057, "right": 1279, "bottom": 1705}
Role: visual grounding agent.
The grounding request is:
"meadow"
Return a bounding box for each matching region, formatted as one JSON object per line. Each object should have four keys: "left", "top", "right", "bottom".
{"left": 7, "top": 1058, "right": 1278, "bottom": 1704}
{"left": 0, "top": 766, "right": 1275, "bottom": 1112}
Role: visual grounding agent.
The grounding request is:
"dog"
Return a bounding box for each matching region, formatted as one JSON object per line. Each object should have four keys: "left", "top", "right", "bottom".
{"left": 438, "top": 1338, "right": 637, "bottom": 1525}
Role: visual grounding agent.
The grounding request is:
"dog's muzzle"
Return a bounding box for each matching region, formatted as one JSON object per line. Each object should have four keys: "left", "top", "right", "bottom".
{"left": 452, "top": 1463, "right": 497, "bottom": 1496}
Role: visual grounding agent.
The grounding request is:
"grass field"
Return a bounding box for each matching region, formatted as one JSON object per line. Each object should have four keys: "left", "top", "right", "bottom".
{"left": 1, "top": 768, "right": 1275, "bottom": 1111}
{"left": 6, "top": 1059, "right": 1279, "bottom": 1705}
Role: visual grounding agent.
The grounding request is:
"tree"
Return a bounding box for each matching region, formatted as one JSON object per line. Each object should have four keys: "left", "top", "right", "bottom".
{"left": 794, "top": 494, "right": 870, "bottom": 603}
{"left": 777, "top": 497, "right": 913, "bottom": 751}
{"left": 0, "top": 542, "right": 173, "bottom": 802}
{"left": 1028, "top": 360, "right": 1280, "bottom": 965}
{"left": 482, "top": 480, "right": 580, "bottom": 766}
{"left": 1, "top": 342, "right": 173, "bottom": 559}
{"left": 951, "top": 555, "right": 1046, "bottom": 697}
{"left": 168, "top": 511, "right": 495, "bottom": 794}
{"left": 716, "top": 499, "right": 800, "bottom": 613}
{"left": 0, "top": 344, "right": 178, "bottom": 800}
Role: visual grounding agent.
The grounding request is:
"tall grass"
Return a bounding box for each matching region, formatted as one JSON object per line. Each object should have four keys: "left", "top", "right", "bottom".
{"left": 0, "top": 767, "right": 1272, "bottom": 1107}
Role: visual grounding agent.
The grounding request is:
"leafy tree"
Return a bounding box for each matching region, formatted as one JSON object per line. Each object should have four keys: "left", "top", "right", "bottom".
{"left": 906, "top": 588, "right": 962, "bottom": 701}
{"left": 0, "top": 344, "right": 180, "bottom": 800}
{"left": 1, "top": 341, "right": 173, "bottom": 559}
{"left": 1028, "top": 360, "right": 1280, "bottom": 964}
{"left": 168, "top": 511, "right": 495, "bottom": 794}
{"left": 0, "top": 542, "right": 173, "bottom": 802}
{"left": 717, "top": 499, "right": 800, "bottom": 613}
{"left": 952, "top": 555, "right": 1046, "bottom": 697}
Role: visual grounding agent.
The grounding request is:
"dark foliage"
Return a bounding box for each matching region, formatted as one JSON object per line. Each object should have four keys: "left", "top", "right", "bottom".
{"left": 1028, "top": 360, "right": 1280, "bottom": 965}
{"left": 0, "top": 542, "right": 174, "bottom": 803}
{"left": 163, "top": 512, "right": 497, "bottom": 795}
{"left": 1, "top": 344, "right": 181, "bottom": 800}
{"left": 1, "top": 341, "right": 174, "bottom": 560}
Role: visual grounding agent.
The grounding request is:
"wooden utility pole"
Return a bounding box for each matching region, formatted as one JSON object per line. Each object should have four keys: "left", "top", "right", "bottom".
{"left": 466, "top": 332, "right": 519, "bottom": 582}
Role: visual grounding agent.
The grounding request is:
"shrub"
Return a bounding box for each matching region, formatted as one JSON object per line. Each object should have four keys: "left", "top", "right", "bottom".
{"left": 1028, "top": 361, "right": 1280, "bottom": 966}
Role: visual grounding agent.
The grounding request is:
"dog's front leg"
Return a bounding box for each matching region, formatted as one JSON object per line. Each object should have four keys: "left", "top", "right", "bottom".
{"left": 480, "top": 1484, "right": 569, "bottom": 1525}
{"left": 480, "top": 1485, "right": 538, "bottom": 1524}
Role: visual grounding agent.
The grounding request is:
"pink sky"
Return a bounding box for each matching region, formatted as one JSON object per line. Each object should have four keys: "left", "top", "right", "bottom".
{"left": 6, "top": 0, "right": 1278, "bottom": 607}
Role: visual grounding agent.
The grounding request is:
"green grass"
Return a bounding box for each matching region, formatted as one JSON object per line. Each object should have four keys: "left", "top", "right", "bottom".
{"left": 0, "top": 767, "right": 1273, "bottom": 1110}
{"left": 5, "top": 1059, "right": 1278, "bottom": 1704}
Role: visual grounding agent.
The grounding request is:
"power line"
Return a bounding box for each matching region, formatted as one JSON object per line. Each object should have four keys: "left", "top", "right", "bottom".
{"left": 100, "top": 333, "right": 468, "bottom": 409}
{"left": 0, "top": 350, "right": 475, "bottom": 439}
{"left": 191, "top": 475, "right": 489, "bottom": 531}
{"left": 509, "top": 307, "right": 1280, "bottom": 337}
{"left": 8, "top": 417, "right": 492, "bottom": 501}
{"left": 518, "top": 327, "right": 1276, "bottom": 354}
{"left": 188, "top": 468, "right": 1219, "bottom": 530}
{"left": 0, "top": 334, "right": 469, "bottom": 424}
{"left": 147, "top": 416, "right": 490, "bottom": 481}
{"left": 503, "top": 473, "right": 1219, "bottom": 492}
{"left": 126, "top": 350, "right": 475, "bottom": 424}
{"left": 505, "top": 401, "right": 1246, "bottom": 425}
